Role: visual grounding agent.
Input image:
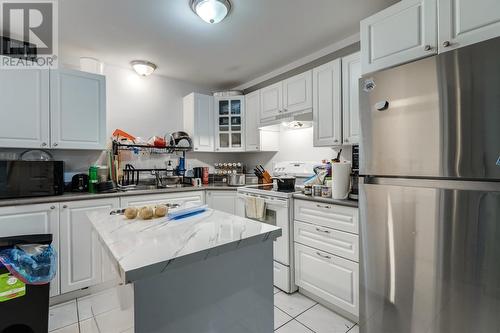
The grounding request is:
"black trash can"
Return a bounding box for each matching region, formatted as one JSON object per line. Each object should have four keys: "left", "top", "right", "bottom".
{"left": 0, "top": 234, "right": 53, "bottom": 333}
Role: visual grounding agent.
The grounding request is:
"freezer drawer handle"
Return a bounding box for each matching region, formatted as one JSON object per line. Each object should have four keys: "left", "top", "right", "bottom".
{"left": 316, "top": 252, "right": 331, "bottom": 259}
{"left": 315, "top": 227, "right": 331, "bottom": 234}
{"left": 316, "top": 204, "right": 331, "bottom": 209}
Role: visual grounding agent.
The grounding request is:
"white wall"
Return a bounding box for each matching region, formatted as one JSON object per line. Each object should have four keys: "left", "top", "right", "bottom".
{"left": 104, "top": 64, "right": 211, "bottom": 138}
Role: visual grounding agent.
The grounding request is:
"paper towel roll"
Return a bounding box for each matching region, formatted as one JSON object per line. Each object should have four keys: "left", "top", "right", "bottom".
{"left": 332, "top": 162, "right": 351, "bottom": 199}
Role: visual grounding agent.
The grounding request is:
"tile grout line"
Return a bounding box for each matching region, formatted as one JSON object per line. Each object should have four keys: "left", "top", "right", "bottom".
{"left": 75, "top": 299, "right": 81, "bottom": 333}
{"left": 295, "top": 319, "right": 318, "bottom": 333}
{"left": 48, "top": 301, "right": 79, "bottom": 333}
{"left": 273, "top": 306, "right": 294, "bottom": 331}
{"left": 290, "top": 302, "right": 319, "bottom": 333}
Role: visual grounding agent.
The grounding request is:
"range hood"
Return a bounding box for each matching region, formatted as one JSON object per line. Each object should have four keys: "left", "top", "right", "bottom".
{"left": 259, "top": 109, "right": 313, "bottom": 128}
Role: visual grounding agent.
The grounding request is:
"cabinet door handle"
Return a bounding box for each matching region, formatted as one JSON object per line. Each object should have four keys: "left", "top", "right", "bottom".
{"left": 424, "top": 45, "right": 432, "bottom": 51}
{"left": 63, "top": 205, "right": 68, "bottom": 209}
{"left": 344, "top": 138, "right": 349, "bottom": 143}
{"left": 316, "top": 252, "right": 331, "bottom": 259}
{"left": 443, "top": 41, "right": 451, "bottom": 47}
{"left": 316, "top": 204, "right": 331, "bottom": 209}
{"left": 53, "top": 143, "right": 58, "bottom": 147}
{"left": 334, "top": 139, "right": 338, "bottom": 143}
{"left": 50, "top": 206, "right": 56, "bottom": 210}
{"left": 316, "top": 227, "right": 331, "bottom": 234}
{"left": 41, "top": 142, "right": 47, "bottom": 147}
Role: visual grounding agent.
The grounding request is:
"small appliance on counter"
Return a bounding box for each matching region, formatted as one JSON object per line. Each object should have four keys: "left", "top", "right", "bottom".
{"left": 71, "top": 174, "right": 89, "bottom": 192}
{"left": 0, "top": 160, "right": 64, "bottom": 199}
{"left": 228, "top": 173, "right": 245, "bottom": 187}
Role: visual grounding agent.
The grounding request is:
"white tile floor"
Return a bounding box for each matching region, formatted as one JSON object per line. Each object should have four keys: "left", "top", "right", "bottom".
{"left": 49, "top": 286, "right": 358, "bottom": 333}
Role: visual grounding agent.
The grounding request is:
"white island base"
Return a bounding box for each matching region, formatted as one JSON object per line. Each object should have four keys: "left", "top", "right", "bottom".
{"left": 133, "top": 240, "right": 273, "bottom": 333}
{"left": 89, "top": 208, "right": 281, "bottom": 333}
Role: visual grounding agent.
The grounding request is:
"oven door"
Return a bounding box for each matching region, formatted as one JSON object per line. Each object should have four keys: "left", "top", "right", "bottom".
{"left": 236, "top": 192, "right": 289, "bottom": 266}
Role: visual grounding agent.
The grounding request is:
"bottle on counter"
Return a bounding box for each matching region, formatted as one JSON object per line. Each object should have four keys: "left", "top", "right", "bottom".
{"left": 166, "top": 160, "right": 174, "bottom": 177}
{"left": 88, "top": 166, "right": 98, "bottom": 193}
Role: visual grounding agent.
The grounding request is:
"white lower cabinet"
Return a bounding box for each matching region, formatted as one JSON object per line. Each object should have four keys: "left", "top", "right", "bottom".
{"left": 294, "top": 221, "right": 359, "bottom": 262}
{"left": 59, "top": 198, "right": 119, "bottom": 294}
{"left": 120, "top": 191, "right": 205, "bottom": 207}
{"left": 0, "top": 203, "right": 60, "bottom": 297}
{"left": 206, "top": 190, "right": 237, "bottom": 215}
{"left": 293, "top": 199, "right": 359, "bottom": 318}
{"left": 295, "top": 243, "right": 359, "bottom": 317}
{"left": 294, "top": 199, "right": 359, "bottom": 234}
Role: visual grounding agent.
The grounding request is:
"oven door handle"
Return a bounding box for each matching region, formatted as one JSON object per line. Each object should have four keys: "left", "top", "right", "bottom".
{"left": 236, "top": 193, "right": 288, "bottom": 208}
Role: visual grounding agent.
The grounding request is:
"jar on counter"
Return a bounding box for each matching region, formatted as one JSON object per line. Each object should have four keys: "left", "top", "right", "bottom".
{"left": 312, "top": 185, "right": 323, "bottom": 197}
{"left": 321, "top": 186, "right": 332, "bottom": 198}
{"left": 303, "top": 185, "right": 312, "bottom": 196}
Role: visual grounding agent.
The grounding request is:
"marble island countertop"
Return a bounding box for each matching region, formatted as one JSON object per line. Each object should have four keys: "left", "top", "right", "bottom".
{"left": 89, "top": 208, "right": 282, "bottom": 283}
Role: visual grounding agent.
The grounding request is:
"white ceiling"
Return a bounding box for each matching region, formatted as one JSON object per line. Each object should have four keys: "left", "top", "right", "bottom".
{"left": 60, "top": 0, "right": 397, "bottom": 89}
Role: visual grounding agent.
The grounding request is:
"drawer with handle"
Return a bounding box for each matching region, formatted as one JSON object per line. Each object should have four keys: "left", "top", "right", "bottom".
{"left": 294, "top": 199, "right": 358, "bottom": 234}
{"left": 294, "top": 220, "right": 359, "bottom": 262}
{"left": 294, "top": 243, "right": 359, "bottom": 317}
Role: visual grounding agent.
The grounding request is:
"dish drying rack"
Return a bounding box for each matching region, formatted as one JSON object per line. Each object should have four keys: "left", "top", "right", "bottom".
{"left": 111, "top": 141, "right": 191, "bottom": 188}
{"left": 112, "top": 141, "right": 192, "bottom": 156}
{"left": 119, "top": 164, "right": 183, "bottom": 188}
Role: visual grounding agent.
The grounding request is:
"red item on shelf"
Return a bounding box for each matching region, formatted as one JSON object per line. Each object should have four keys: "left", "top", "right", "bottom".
{"left": 153, "top": 137, "right": 166, "bottom": 147}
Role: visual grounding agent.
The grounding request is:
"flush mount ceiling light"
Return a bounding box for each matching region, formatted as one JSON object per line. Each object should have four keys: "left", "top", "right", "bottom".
{"left": 131, "top": 60, "right": 157, "bottom": 76}
{"left": 190, "top": 0, "right": 231, "bottom": 24}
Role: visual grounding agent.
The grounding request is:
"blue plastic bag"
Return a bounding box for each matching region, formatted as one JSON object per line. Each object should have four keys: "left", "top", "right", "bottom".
{"left": 0, "top": 244, "right": 57, "bottom": 285}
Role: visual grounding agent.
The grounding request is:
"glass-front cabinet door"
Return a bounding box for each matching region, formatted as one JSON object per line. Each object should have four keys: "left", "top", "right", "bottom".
{"left": 215, "top": 96, "right": 245, "bottom": 152}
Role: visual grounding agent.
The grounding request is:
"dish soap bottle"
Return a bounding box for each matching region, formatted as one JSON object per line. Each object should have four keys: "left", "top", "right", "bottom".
{"left": 166, "top": 160, "right": 174, "bottom": 177}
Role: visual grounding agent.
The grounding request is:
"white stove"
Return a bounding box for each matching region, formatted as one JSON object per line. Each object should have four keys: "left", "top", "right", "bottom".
{"left": 236, "top": 161, "right": 318, "bottom": 293}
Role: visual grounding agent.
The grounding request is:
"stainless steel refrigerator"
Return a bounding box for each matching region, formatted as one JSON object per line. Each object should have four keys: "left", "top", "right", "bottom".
{"left": 359, "top": 36, "right": 500, "bottom": 333}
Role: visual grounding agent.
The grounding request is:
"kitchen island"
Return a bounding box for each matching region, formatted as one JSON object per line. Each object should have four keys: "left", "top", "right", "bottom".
{"left": 88, "top": 207, "right": 281, "bottom": 333}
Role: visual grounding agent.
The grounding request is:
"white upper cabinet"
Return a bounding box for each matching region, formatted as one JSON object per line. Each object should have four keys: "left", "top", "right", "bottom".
{"left": 439, "top": 0, "right": 500, "bottom": 52}
{"left": 59, "top": 198, "right": 119, "bottom": 294}
{"left": 260, "top": 81, "right": 283, "bottom": 121}
{"left": 245, "top": 90, "right": 261, "bottom": 151}
{"left": 183, "top": 93, "right": 214, "bottom": 152}
{"left": 215, "top": 96, "right": 245, "bottom": 152}
{"left": 50, "top": 69, "right": 107, "bottom": 149}
{"left": 313, "top": 59, "right": 342, "bottom": 147}
{"left": 360, "top": 0, "right": 437, "bottom": 75}
{"left": 0, "top": 69, "right": 50, "bottom": 148}
{"left": 282, "top": 70, "right": 312, "bottom": 114}
{"left": 342, "top": 52, "right": 361, "bottom": 145}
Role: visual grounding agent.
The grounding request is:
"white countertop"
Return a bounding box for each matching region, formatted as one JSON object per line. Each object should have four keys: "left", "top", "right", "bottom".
{"left": 0, "top": 185, "right": 239, "bottom": 207}
{"left": 89, "top": 208, "right": 282, "bottom": 283}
